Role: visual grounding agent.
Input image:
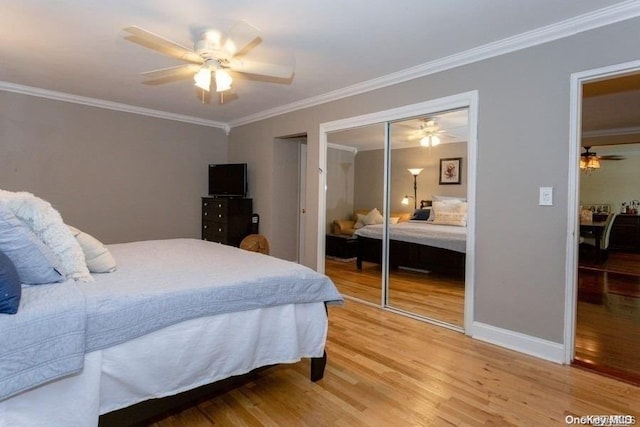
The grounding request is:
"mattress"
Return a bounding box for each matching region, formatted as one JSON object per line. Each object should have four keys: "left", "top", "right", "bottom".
{"left": 0, "top": 302, "right": 329, "bottom": 427}
{"left": 354, "top": 221, "right": 467, "bottom": 253}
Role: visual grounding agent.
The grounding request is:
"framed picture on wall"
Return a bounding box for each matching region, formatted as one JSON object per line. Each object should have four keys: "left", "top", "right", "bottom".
{"left": 439, "top": 157, "right": 462, "bottom": 185}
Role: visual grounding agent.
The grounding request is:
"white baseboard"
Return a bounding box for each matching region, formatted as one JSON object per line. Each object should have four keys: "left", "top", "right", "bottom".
{"left": 471, "top": 321, "right": 565, "bottom": 364}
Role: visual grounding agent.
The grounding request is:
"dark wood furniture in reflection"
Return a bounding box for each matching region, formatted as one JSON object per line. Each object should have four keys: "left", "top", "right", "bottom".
{"left": 609, "top": 214, "right": 640, "bottom": 252}
{"left": 356, "top": 236, "right": 465, "bottom": 277}
{"left": 326, "top": 234, "right": 357, "bottom": 259}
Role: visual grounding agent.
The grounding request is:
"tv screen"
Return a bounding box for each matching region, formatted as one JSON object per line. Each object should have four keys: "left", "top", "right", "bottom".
{"left": 208, "top": 163, "right": 247, "bottom": 197}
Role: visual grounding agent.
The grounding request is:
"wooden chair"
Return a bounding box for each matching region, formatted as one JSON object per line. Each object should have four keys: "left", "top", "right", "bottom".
{"left": 239, "top": 234, "right": 270, "bottom": 255}
{"left": 581, "top": 213, "right": 616, "bottom": 261}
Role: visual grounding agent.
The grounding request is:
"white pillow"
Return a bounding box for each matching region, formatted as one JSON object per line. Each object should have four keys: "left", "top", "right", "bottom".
{"left": 428, "top": 199, "right": 467, "bottom": 222}
{"left": 354, "top": 213, "right": 367, "bottom": 229}
{"left": 432, "top": 211, "right": 468, "bottom": 227}
{"left": 0, "top": 190, "right": 92, "bottom": 282}
{"left": 68, "top": 225, "right": 117, "bottom": 273}
{"left": 431, "top": 201, "right": 468, "bottom": 226}
{"left": 433, "top": 195, "right": 467, "bottom": 202}
{"left": 389, "top": 216, "right": 400, "bottom": 224}
{"left": 363, "top": 208, "right": 384, "bottom": 225}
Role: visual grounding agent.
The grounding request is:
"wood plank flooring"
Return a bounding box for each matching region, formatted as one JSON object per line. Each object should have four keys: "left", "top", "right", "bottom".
{"left": 576, "top": 251, "right": 640, "bottom": 384}
{"left": 146, "top": 300, "right": 639, "bottom": 426}
{"left": 325, "top": 258, "right": 464, "bottom": 327}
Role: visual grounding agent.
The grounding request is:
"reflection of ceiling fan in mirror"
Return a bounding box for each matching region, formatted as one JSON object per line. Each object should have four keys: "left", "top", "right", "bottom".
{"left": 580, "top": 146, "right": 626, "bottom": 171}
{"left": 123, "top": 21, "right": 295, "bottom": 102}
{"left": 415, "top": 119, "right": 460, "bottom": 147}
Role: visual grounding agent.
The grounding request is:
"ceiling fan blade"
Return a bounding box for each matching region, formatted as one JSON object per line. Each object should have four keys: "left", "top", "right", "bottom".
{"left": 228, "top": 58, "right": 294, "bottom": 79}
{"left": 600, "top": 155, "right": 626, "bottom": 160}
{"left": 124, "top": 26, "right": 203, "bottom": 64}
{"left": 140, "top": 64, "right": 201, "bottom": 80}
{"left": 223, "top": 20, "right": 261, "bottom": 57}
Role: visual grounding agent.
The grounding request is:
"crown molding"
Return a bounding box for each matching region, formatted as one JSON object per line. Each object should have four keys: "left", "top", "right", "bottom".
{"left": 228, "top": 0, "right": 640, "bottom": 129}
{"left": 327, "top": 142, "right": 358, "bottom": 154}
{"left": 0, "top": 81, "right": 229, "bottom": 132}
{"left": 583, "top": 126, "right": 640, "bottom": 138}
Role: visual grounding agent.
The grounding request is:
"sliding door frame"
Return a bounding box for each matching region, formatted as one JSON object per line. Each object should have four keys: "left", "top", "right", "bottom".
{"left": 319, "top": 91, "right": 478, "bottom": 333}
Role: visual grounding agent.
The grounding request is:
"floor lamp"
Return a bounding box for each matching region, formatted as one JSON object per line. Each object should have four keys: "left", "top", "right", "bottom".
{"left": 401, "top": 168, "right": 423, "bottom": 209}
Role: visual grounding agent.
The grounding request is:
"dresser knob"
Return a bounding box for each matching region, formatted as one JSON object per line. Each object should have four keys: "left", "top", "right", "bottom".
{"left": 218, "top": 228, "right": 222, "bottom": 232}
{"left": 204, "top": 212, "right": 207, "bottom": 216}
{"left": 218, "top": 214, "right": 222, "bottom": 218}
{"left": 204, "top": 202, "right": 208, "bottom": 207}
{"left": 218, "top": 203, "right": 222, "bottom": 208}
{"left": 204, "top": 225, "right": 207, "bottom": 229}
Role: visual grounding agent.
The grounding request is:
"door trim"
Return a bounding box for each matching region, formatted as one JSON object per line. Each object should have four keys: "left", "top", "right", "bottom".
{"left": 318, "top": 90, "right": 479, "bottom": 333}
{"left": 564, "top": 59, "right": 640, "bottom": 364}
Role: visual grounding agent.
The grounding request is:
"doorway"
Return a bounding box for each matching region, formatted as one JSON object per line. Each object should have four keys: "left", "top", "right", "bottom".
{"left": 273, "top": 135, "right": 307, "bottom": 262}
{"left": 319, "top": 92, "right": 478, "bottom": 332}
{"left": 566, "top": 60, "right": 640, "bottom": 384}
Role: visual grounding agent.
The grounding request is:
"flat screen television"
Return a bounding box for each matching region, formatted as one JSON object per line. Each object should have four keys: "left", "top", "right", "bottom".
{"left": 208, "top": 163, "right": 248, "bottom": 197}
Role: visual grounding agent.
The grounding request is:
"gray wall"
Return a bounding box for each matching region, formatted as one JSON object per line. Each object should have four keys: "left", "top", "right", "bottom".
{"left": 228, "top": 17, "right": 640, "bottom": 344}
{"left": 326, "top": 146, "right": 356, "bottom": 231}
{"left": 354, "top": 143, "right": 468, "bottom": 213}
{"left": 0, "top": 91, "right": 227, "bottom": 243}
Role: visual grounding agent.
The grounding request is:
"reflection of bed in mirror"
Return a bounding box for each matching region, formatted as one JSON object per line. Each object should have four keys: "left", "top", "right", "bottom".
{"left": 354, "top": 219, "right": 466, "bottom": 277}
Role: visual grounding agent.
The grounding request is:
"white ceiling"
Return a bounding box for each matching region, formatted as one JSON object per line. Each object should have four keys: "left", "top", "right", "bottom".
{"left": 0, "top": 0, "right": 638, "bottom": 130}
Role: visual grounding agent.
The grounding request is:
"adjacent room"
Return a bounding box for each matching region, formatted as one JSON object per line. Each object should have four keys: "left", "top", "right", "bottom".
{"left": 1, "top": 1, "right": 639, "bottom": 425}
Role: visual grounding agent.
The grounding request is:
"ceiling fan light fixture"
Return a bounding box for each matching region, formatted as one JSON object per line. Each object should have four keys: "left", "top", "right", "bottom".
{"left": 215, "top": 68, "right": 233, "bottom": 92}
{"left": 194, "top": 67, "right": 211, "bottom": 91}
{"left": 420, "top": 134, "right": 440, "bottom": 147}
{"left": 587, "top": 156, "right": 601, "bottom": 169}
{"left": 580, "top": 146, "right": 601, "bottom": 172}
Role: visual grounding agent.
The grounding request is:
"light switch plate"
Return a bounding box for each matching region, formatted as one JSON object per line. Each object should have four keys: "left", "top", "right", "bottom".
{"left": 539, "top": 187, "right": 553, "bottom": 206}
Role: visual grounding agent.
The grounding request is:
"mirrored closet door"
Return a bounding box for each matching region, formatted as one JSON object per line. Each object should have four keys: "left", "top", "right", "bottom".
{"left": 325, "top": 123, "right": 385, "bottom": 306}
{"left": 386, "top": 110, "right": 468, "bottom": 327}
{"left": 322, "top": 93, "right": 476, "bottom": 330}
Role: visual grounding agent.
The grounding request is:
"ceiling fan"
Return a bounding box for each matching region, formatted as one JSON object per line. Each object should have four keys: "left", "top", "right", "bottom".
{"left": 580, "top": 146, "right": 625, "bottom": 170}
{"left": 418, "top": 119, "right": 447, "bottom": 147}
{"left": 123, "top": 22, "right": 294, "bottom": 102}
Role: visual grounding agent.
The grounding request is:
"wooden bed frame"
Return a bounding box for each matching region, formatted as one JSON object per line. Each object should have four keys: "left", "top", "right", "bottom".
{"left": 356, "top": 235, "right": 465, "bottom": 277}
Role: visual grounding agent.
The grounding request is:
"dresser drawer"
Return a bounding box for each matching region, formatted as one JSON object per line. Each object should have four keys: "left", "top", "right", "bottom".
{"left": 202, "top": 222, "right": 228, "bottom": 244}
{"left": 202, "top": 221, "right": 227, "bottom": 236}
{"left": 202, "top": 199, "right": 229, "bottom": 222}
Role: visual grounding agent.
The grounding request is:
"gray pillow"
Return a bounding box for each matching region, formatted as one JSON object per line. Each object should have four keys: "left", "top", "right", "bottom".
{"left": 0, "top": 205, "right": 64, "bottom": 285}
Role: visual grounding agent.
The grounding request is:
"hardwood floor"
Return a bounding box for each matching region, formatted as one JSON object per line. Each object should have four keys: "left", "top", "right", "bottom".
{"left": 146, "top": 301, "right": 639, "bottom": 426}
{"left": 576, "top": 251, "right": 640, "bottom": 384}
{"left": 325, "top": 258, "right": 464, "bottom": 327}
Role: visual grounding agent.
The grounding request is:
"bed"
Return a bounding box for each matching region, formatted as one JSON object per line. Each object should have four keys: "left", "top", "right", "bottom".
{"left": 0, "top": 238, "right": 343, "bottom": 427}
{"left": 354, "top": 219, "right": 467, "bottom": 276}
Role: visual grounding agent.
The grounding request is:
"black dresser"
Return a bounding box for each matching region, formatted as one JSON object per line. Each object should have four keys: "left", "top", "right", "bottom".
{"left": 201, "top": 197, "right": 253, "bottom": 247}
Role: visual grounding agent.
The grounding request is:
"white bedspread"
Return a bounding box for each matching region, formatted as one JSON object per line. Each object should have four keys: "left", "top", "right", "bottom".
{"left": 354, "top": 221, "right": 467, "bottom": 253}
{"left": 82, "top": 239, "right": 342, "bottom": 351}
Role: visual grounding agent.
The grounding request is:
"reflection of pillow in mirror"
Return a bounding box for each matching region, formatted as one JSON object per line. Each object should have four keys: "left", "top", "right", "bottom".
{"left": 389, "top": 216, "right": 399, "bottom": 224}
{"left": 433, "top": 195, "right": 467, "bottom": 202}
{"left": 433, "top": 211, "right": 468, "bottom": 227}
{"left": 363, "top": 208, "right": 383, "bottom": 225}
{"left": 430, "top": 200, "right": 467, "bottom": 221}
{"left": 411, "top": 208, "right": 431, "bottom": 221}
{"left": 354, "top": 214, "right": 367, "bottom": 229}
